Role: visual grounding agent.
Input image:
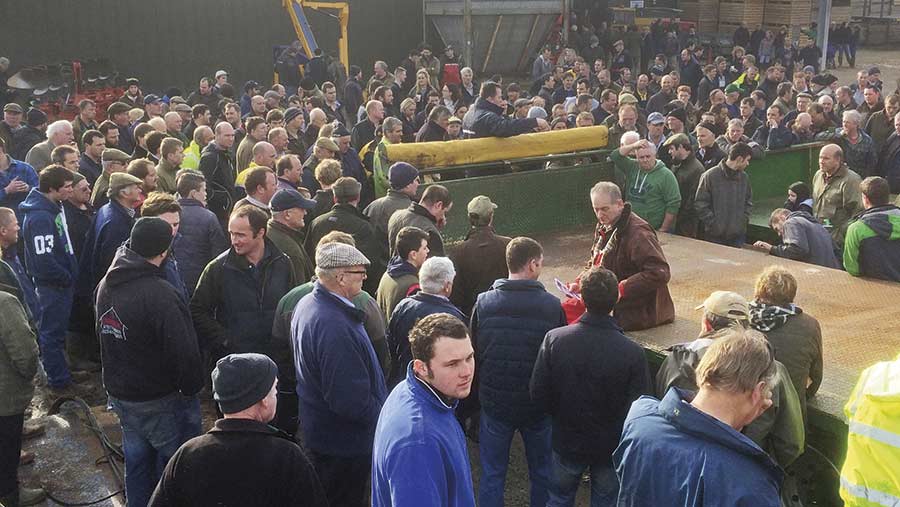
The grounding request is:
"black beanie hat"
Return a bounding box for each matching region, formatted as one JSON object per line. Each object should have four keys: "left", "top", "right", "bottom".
{"left": 212, "top": 353, "right": 278, "bottom": 414}
{"left": 130, "top": 217, "right": 173, "bottom": 258}
{"left": 789, "top": 181, "right": 811, "bottom": 203}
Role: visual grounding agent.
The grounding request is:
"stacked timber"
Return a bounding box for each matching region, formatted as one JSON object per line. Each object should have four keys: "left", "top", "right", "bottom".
{"left": 763, "top": 0, "right": 812, "bottom": 32}
{"left": 718, "top": 0, "right": 765, "bottom": 35}
{"left": 682, "top": 0, "right": 720, "bottom": 34}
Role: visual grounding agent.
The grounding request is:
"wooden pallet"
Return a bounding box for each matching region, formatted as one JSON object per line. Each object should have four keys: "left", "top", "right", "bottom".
{"left": 681, "top": 0, "right": 721, "bottom": 34}
{"left": 719, "top": 0, "right": 766, "bottom": 26}
{"left": 764, "top": 0, "right": 812, "bottom": 29}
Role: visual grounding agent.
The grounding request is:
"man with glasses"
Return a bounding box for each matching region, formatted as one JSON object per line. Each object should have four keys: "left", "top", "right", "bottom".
{"left": 90, "top": 148, "right": 130, "bottom": 209}
{"left": 292, "top": 241, "right": 387, "bottom": 507}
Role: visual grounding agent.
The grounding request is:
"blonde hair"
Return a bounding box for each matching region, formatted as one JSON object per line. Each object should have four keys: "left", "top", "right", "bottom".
{"left": 753, "top": 265, "right": 797, "bottom": 306}
{"left": 695, "top": 328, "right": 776, "bottom": 393}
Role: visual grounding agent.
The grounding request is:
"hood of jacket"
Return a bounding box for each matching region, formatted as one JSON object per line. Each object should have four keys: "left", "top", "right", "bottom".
{"left": 387, "top": 256, "right": 418, "bottom": 278}
{"left": 787, "top": 210, "right": 819, "bottom": 225}
{"left": 474, "top": 97, "right": 504, "bottom": 116}
{"left": 104, "top": 245, "right": 164, "bottom": 288}
{"left": 857, "top": 205, "right": 900, "bottom": 239}
{"left": 19, "top": 188, "right": 61, "bottom": 215}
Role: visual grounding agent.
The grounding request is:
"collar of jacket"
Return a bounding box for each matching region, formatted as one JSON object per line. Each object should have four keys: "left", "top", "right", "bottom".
{"left": 475, "top": 97, "right": 505, "bottom": 116}
{"left": 409, "top": 202, "right": 437, "bottom": 224}
{"left": 177, "top": 198, "right": 204, "bottom": 208}
{"left": 312, "top": 281, "right": 366, "bottom": 322}
{"left": 490, "top": 277, "right": 546, "bottom": 292}
{"left": 658, "top": 387, "right": 778, "bottom": 465}
{"left": 331, "top": 202, "right": 369, "bottom": 220}
{"left": 108, "top": 198, "right": 136, "bottom": 218}
{"left": 224, "top": 238, "right": 280, "bottom": 270}
{"left": 463, "top": 225, "right": 496, "bottom": 241}
{"left": 406, "top": 362, "right": 458, "bottom": 411}
{"left": 411, "top": 291, "right": 455, "bottom": 308}
{"left": 855, "top": 203, "right": 900, "bottom": 220}
{"left": 268, "top": 218, "right": 304, "bottom": 240}
{"left": 386, "top": 189, "right": 412, "bottom": 201}
{"left": 209, "top": 418, "right": 293, "bottom": 440}
{"left": 577, "top": 312, "right": 623, "bottom": 331}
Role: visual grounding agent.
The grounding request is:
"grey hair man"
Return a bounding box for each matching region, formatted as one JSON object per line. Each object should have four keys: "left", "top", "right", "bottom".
{"left": 25, "top": 120, "right": 75, "bottom": 171}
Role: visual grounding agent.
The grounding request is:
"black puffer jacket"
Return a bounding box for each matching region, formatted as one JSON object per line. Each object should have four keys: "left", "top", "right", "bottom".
{"left": 197, "top": 142, "right": 236, "bottom": 226}
{"left": 462, "top": 97, "right": 538, "bottom": 139}
{"left": 471, "top": 278, "right": 567, "bottom": 427}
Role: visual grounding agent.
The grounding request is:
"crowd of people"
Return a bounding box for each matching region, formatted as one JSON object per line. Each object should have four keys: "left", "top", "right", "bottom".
{"left": 0, "top": 12, "right": 898, "bottom": 507}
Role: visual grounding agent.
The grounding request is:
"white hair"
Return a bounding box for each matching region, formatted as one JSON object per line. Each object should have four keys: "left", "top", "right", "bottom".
{"left": 620, "top": 131, "right": 641, "bottom": 147}
{"left": 419, "top": 257, "right": 456, "bottom": 294}
{"left": 817, "top": 95, "right": 833, "bottom": 105}
{"left": 461, "top": 67, "right": 473, "bottom": 78}
{"left": 46, "top": 120, "right": 72, "bottom": 139}
{"left": 843, "top": 109, "right": 862, "bottom": 126}
{"left": 727, "top": 118, "right": 745, "bottom": 130}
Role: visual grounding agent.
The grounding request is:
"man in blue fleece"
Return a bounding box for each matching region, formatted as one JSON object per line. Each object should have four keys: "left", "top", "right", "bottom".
{"left": 372, "top": 312, "right": 476, "bottom": 507}
{"left": 19, "top": 166, "right": 78, "bottom": 391}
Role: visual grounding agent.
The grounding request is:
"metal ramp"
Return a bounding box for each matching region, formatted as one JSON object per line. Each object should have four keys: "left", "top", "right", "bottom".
{"left": 425, "top": 0, "right": 560, "bottom": 75}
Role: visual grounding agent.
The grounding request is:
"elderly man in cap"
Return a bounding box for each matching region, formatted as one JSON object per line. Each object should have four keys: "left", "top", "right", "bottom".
{"left": 79, "top": 171, "right": 143, "bottom": 295}
{"left": 106, "top": 102, "right": 135, "bottom": 155}
{"left": 302, "top": 136, "right": 339, "bottom": 194}
{"left": 149, "top": 353, "right": 328, "bottom": 506}
{"left": 305, "top": 176, "right": 387, "bottom": 296}
{"left": 11, "top": 108, "right": 48, "bottom": 162}
{"left": 292, "top": 241, "right": 388, "bottom": 507}
{"left": 654, "top": 290, "right": 804, "bottom": 471}
{"left": 95, "top": 216, "right": 204, "bottom": 507}
{"left": 25, "top": 120, "right": 74, "bottom": 172}
{"left": 364, "top": 161, "right": 420, "bottom": 244}
{"left": 0, "top": 103, "right": 23, "bottom": 150}
{"left": 191, "top": 204, "right": 297, "bottom": 430}
{"left": 448, "top": 195, "right": 511, "bottom": 316}
{"left": 267, "top": 189, "right": 316, "bottom": 283}
{"left": 90, "top": 148, "right": 131, "bottom": 209}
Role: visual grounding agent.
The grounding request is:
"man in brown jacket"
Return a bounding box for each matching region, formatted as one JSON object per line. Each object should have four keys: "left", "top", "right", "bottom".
{"left": 587, "top": 182, "right": 674, "bottom": 331}
{"left": 449, "top": 195, "right": 511, "bottom": 316}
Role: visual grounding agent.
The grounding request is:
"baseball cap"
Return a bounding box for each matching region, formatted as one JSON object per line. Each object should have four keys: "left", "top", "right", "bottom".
{"left": 467, "top": 195, "right": 497, "bottom": 218}
{"left": 143, "top": 94, "right": 162, "bottom": 105}
{"left": 648, "top": 112, "right": 666, "bottom": 125}
{"left": 270, "top": 188, "right": 317, "bottom": 211}
{"left": 695, "top": 291, "right": 750, "bottom": 320}
{"left": 215, "top": 70, "right": 228, "bottom": 79}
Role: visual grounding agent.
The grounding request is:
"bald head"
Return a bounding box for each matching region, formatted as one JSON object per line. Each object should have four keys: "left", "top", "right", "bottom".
{"left": 818, "top": 143, "right": 844, "bottom": 175}
{"left": 309, "top": 108, "right": 327, "bottom": 127}
{"left": 252, "top": 141, "right": 277, "bottom": 168}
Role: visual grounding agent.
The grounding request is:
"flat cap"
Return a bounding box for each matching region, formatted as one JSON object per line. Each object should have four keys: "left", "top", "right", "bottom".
{"left": 109, "top": 172, "right": 143, "bottom": 194}
{"left": 315, "top": 136, "right": 339, "bottom": 152}
{"left": 3, "top": 103, "right": 23, "bottom": 113}
{"left": 467, "top": 195, "right": 497, "bottom": 217}
{"left": 315, "top": 242, "right": 370, "bottom": 269}
{"left": 107, "top": 102, "right": 131, "bottom": 116}
{"left": 174, "top": 103, "right": 192, "bottom": 113}
{"left": 102, "top": 148, "right": 131, "bottom": 162}
{"left": 618, "top": 93, "right": 638, "bottom": 104}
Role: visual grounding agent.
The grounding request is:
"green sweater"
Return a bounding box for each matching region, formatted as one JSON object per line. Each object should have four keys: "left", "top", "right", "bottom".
{"left": 610, "top": 149, "right": 682, "bottom": 230}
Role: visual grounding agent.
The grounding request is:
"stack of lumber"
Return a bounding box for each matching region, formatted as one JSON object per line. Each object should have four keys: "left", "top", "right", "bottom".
{"left": 763, "top": 0, "right": 812, "bottom": 31}
{"left": 718, "top": 0, "right": 765, "bottom": 35}
{"left": 682, "top": 0, "right": 721, "bottom": 34}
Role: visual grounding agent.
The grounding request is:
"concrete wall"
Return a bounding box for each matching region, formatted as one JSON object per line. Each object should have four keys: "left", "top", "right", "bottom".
{"left": 0, "top": 0, "right": 422, "bottom": 94}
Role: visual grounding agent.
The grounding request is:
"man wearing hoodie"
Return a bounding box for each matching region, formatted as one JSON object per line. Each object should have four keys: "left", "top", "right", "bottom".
{"left": 610, "top": 139, "right": 681, "bottom": 232}
{"left": 19, "top": 166, "right": 78, "bottom": 391}
{"left": 376, "top": 226, "right": 429, "bottom": 321}
{"left": 96, "top": 217, "right": 204, "bottom": 507}
{"left": 754, "top": 208, "right": 840, "bottom": 268}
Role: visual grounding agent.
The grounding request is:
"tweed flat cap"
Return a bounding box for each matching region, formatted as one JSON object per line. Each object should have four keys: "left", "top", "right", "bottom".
{"left": 316, "top": 242, "right": 370, "bottom": 269}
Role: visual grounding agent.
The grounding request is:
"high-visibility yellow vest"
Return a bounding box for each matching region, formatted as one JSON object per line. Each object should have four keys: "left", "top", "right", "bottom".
{"left": 840, "top": 353, "right": 900, "bottom": 507}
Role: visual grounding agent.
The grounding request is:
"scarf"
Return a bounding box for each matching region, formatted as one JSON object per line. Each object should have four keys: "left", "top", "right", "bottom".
{"left": 749, "top": 301, "right": 799, "bottom": 332}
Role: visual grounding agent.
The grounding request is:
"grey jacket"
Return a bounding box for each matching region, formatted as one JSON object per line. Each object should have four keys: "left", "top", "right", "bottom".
{"left": 771, "top": 211, "right": 840, "bottom": 268}
{"left": 387, "top": 202, "right": 445, "bottom": 257}
{"left": 24, "top": 139, "right": 55, "bottom": 172}
{"left": 694, "top": 162, "right": 753, "bottom": 243}
{"left": 363, "top": 190, "right": 412, "bottom": 248}
{"left": 0, "top": 292, "right": 38, "bottom": 416}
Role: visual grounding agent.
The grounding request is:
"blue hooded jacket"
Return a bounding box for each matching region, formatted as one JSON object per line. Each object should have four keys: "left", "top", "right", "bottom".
{"left": 18, "top": 188, "right": 78, "bottom": 287}
{"left": 372, "top": 363, "right": 476, "bottom": 507}
{"left": 614, "top": 388, "right": 783, "bottom": 506}
{"left": 0, "top": 158, "right": 39, "bottom": 221}
{"left": 80, "top": 199, "right": 135, "bottom": 290}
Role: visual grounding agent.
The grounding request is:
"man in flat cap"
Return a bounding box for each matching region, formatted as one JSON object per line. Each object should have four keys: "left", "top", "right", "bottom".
{"left": 148, "top": 353, "right": 327, "bottom": 506}
{"left": 190, "top": 204, "right": 297, "bottom": 432}
{"left": 96, "top": 216, "right": 204, "bottom": 507}
{"left": 292, "top": 241, "right": 388, "bottom": 507}
{"left": 90, "top": 148, "right": 130, "bottom": 209}
{"left": 1, "top": 102, "right": 23, "bottom": 150}
{"left": 305, "top": 176, "right": 388, "bottom": 296}
{"left": 301, "top": 136, "right": 339, "bottom": 194}
{"left": 79, "top": 172, "right": 142, "bottom": 293}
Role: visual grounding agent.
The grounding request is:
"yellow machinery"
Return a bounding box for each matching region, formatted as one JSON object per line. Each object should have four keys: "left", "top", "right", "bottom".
{"left": 282, "top": 0, "right": 350, "bottom": 72}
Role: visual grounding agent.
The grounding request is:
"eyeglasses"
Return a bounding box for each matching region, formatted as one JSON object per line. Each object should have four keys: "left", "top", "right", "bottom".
{"left": 342, "top": 270, "right": 367, "bottom": 276}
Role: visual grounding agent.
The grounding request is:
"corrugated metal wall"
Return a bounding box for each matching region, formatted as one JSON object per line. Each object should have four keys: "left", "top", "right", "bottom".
{"left": 0, "top": 0, "right": 423, "bottom": 94}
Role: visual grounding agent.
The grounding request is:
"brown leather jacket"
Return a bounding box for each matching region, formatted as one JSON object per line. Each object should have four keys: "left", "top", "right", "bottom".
{"left": 593, "top": 204, "right": 675, "bottom": 331}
